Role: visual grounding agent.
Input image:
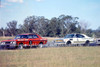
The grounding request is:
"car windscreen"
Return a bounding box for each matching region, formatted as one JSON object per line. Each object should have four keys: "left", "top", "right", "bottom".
{"left": 64, "top": 34, "right": 74, "bottom": 38}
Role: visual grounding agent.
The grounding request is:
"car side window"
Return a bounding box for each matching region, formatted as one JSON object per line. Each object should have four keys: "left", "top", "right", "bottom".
{"left": 28, "top": 35, "right": 33, "bottom": 38}
{"left": 76, "top": 34, "right": 85, "bottom": 38}
{"left": 28, "top": 35, "right": 38, "bottom": 39}
{"left": 33, "top": 35, "right": 38, "bottom": 38}
{"left": 21, "top": 35, "right": 28, "bottom": 39}
{"left": 64, "top": 34, "right": 74, "bottom": 38}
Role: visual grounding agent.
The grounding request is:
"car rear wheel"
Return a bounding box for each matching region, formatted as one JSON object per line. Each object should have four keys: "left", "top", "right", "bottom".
{"left": 39, "top": 43, "right": 43, "bottom": 48}
{"left": 85, "top": 40, "right": 90, "bottom": 46}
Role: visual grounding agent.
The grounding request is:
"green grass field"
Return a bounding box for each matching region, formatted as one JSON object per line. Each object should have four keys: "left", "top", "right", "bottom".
{"left": 0, "top": 47, "right": 100, "bottom": 67}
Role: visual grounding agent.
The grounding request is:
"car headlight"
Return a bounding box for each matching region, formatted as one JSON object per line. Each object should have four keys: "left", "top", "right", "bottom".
{"left": 0, "top": 42, "right": 5, "bottom": 45}
{"left": 13, "top": 41, "right": 16, "bottom": 44}
{"left": 10, "top": 41, "right": 16, "bottom": 45}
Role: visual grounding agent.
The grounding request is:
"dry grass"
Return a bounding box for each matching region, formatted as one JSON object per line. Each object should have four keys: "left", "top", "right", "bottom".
{"left": 0, "top": 47, "right": 100, "bottom": 67}
{"left": 0, "top": 37, "right": 100, "bottom": 67}
{"left": 0, "top": 37, "right": 14, "bottom": 42}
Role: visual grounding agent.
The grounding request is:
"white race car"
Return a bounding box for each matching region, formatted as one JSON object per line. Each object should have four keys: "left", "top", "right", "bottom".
{"left": 54, "top": 33, "right": 94, "bottom": 46}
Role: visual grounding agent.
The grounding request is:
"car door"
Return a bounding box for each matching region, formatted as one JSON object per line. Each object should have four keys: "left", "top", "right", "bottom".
{"left": 70, "top": 34, "right": 78, "bottom": 44}
{"left": 64, "top": 34, "right": 78, "bottom": 44}
{"left": 32, "top": 35, "right": 40, "bottom": 45}
{"left": 28, "top": 35, "right": 40, "bottom": 45}
{"left": 76, "top": 34, "right": 86, "bottom": 44}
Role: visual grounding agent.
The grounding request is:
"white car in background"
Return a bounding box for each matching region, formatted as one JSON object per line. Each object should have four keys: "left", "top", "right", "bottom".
{"left": 96, "top": 38, "right": 100, "bottom": 46}
{"left": 54, "top": 33, "right": 94, "bottom": 46}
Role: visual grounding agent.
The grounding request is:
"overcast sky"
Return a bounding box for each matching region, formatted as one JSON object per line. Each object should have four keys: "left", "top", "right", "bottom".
{"left": 0, "top": 0, "right": 100, "bottom": 29}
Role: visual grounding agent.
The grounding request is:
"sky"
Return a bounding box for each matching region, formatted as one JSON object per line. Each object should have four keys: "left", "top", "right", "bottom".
{"left": 0, "top": 0, "right": 100, "bottom": 30}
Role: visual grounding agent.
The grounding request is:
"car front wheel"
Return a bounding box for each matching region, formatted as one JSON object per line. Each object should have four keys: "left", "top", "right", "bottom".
{"left": 18, "top": 44, "right": 23, "bottom": 49}
{"left": 66, "top": 41, "right": 71, "bottom": 46}
{"left": 85, "top": 40, "right": 90, "bottom": 46}
{"left": 39, "top": 43, "right": 43, "bottom": 48}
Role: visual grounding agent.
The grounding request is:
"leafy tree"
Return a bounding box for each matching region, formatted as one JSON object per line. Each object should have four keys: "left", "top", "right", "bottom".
{"left": 35, "top": 16, "right": 49, "bottom": 36}
{"left": 23, "top": 16, "right": 37, "bottom": 33}
{"left": 1, "top": 14, "right": 100, "bottom": 38}
{"left": 7, "top": 20, "right": 17, "bottom": 36}
{"left": 94, "top": 26, "right": 100, "bottom": 38}
{"left": 0, "top": 28, "right": 4, "bottom": 36}
{"left": 86, "top": 29, "right": 93, "bottom": 37}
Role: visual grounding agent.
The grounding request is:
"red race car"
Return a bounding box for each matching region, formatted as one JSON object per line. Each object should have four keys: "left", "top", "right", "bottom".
{"left": 0, "top": 33, "right": 47, "bottom": 49}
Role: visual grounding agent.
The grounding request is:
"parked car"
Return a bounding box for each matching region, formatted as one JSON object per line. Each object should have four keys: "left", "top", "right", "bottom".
{"left": 54, "top": 33, "right": 94, "bottom": 46}
{"left": 0, "top": 33, "right": 47, "bottom": 49}
{"left": 96, "top": 38, "right": 100, "bottom": 46}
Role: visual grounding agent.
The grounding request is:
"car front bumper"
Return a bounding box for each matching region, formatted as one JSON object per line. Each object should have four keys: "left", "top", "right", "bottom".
{"left": 0, "top": 44, "right": 17, "bottom": 49}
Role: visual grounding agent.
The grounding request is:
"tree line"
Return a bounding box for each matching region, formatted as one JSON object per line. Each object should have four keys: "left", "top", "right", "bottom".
{"left": 0, "top": 14, "right": 100, "bottom": 37}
